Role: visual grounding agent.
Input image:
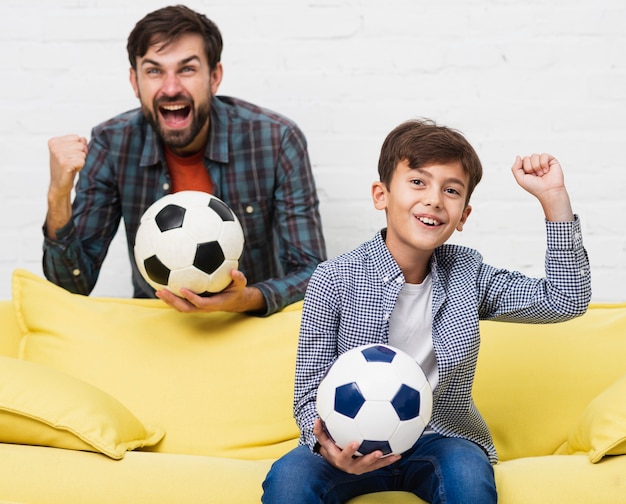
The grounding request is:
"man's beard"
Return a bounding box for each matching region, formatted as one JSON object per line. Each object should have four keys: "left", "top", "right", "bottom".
{"left": 142, "top": 94, "right": 210, "bottom": 150}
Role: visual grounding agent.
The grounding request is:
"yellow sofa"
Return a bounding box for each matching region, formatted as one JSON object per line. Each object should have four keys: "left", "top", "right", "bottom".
{"left": 1, "top": 269, "right": 626, "bottom": 503}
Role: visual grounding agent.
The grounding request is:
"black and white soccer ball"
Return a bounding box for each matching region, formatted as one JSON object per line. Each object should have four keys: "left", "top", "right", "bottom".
{"left": 134, "top": 191, "right": 245, "bottom": 297}
{"left": 316, "top": 344, "right": 433, "bottom": 457}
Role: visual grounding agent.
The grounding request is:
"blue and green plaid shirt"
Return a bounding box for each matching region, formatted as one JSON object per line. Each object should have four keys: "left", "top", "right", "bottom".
{"left": 43, "top": 96, "right": 327, "bottom": 315}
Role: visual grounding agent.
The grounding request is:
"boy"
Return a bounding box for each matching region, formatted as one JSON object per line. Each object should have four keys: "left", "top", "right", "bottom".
{"left": 262, "top": 119, "right": 591, "bottom": 503}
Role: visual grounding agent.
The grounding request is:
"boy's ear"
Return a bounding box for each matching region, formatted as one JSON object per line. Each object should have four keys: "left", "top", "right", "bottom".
{"left": 456, "top": 205, "right": 472, "bottom": 231}
{"left": 371, "top": 181, "right": 387, "bottom": 210}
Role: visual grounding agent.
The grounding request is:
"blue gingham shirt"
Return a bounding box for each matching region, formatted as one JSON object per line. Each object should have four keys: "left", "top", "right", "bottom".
{"left": 295, "top": 218, "right": 591, "bottom": 463}
{"left": 42, "top": 96, "right": 327, "bottom": 315}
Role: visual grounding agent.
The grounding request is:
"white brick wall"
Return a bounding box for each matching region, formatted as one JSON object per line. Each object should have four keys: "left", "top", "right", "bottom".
{"left": 1, "top": 0, "right": 625, "bottom": 301}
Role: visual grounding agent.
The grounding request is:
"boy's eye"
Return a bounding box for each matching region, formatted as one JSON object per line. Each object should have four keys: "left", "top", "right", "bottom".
{"left": 445, "top": 187, "right": 464, "bottom": 198}
{"left": 410, "top": 179, "right": 424, "bottom": 186}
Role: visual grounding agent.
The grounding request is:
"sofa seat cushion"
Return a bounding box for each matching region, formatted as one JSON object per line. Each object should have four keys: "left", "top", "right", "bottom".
{"left": 12, "top": 269, "right": 301, "bottom": 459}
{"left": 0, "top": 356, "right": 163, "bottom": 459}
{"left": 0, "top": 442, "right": 275, "bottom": 504}
{"left": 491, "top": 453, "right": 626, "bottom": 504}
{"left": 347, "top": 454, "right": 626, "bottom": 504}
{"left": 2, "top": 442, "right": 626, "bottom": 504}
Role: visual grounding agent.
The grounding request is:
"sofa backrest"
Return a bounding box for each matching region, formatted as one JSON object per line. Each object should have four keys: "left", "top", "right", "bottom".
{"left": 10, "top": 269, "right": 301, "bottom": 460}
{"left": 0, "top": 300, "right": 21, "bottom": 358}
{"left": 474, "top": 304, "right": 626, "bottom": 461}
{"left": 6, "top": 269, "right": 626, "bottom": 463}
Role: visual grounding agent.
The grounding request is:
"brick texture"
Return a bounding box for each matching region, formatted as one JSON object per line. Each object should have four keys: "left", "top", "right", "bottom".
{"left": 1, "top": 0, "right": 625, "bottom": 300}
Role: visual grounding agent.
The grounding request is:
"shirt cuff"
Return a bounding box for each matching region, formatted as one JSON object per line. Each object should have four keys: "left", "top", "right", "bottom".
{"left": 42, "top": 219, "right": 76, "bottom": 245}
{"left": 545, "top": 214, "right": 584, "bottom": 250}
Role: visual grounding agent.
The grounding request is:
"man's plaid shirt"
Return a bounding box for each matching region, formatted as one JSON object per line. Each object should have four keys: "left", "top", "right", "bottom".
{"left": 43, "top": 96, "right": 326, "bottom": 315}
{"left": 294, "top": 219, "right": 591, "bottom": 463}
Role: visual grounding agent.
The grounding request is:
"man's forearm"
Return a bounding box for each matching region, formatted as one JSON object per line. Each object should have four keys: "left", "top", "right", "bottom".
{"left": 45, "top": 192, "right": 73, "bottom": 240}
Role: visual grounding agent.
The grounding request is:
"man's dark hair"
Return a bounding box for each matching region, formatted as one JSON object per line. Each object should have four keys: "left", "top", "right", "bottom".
{"left": 127, "top": 5, "right": 223, "bottom": 70}
{"left": 378, "top": 119, "right": 483, "bottom": 204}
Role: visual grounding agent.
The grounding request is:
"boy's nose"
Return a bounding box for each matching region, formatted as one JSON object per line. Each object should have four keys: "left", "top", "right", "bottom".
{"left": 423, "top": 189, "right": 442, "bottom": 208}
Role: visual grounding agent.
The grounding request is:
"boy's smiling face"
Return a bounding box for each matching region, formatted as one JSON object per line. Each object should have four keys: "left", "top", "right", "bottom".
{"left": 372, "top": 159, "right": 472, "bottom": 265}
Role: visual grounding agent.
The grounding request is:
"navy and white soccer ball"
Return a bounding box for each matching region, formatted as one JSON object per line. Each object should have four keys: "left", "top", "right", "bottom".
{"left": 316, "top": 344, "right": 433, "bottom": 457}
{"left": 134, "top": 191, "right": 245, "bottom": 297}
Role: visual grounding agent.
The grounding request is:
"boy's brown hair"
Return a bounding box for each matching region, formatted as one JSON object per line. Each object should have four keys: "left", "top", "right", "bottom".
{"left": 378, "top": 119, "right": 483, "bottom": 204}
{"left": 127, "top": 5, "right": 223, "bottom": 71}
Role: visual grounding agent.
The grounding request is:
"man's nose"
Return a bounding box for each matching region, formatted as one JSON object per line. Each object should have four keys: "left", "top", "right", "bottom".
{"left": 161, "top": 72, "right": 184, "bottom": 96}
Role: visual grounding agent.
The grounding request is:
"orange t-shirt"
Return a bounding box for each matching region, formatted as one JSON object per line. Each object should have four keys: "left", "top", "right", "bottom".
{"left": 164, "top": 146, "right": 213, "bottom": 194}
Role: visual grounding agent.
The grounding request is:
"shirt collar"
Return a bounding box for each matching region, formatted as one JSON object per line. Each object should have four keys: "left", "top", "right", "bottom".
{"left": 366, "top": 229, "right": 404, "bottom": 284}
{"left": 139, "top": 119, "right": 162, "bottom": 168}
{"left": 205, "top": 96, "right": 230, "bottom": 164}
{"left": 367, "top": 229, "right": 442, "bottom": 287}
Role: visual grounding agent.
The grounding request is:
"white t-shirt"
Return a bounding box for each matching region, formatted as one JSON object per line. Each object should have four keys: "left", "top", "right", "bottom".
{"left": 388, "top": 273, "right": 438, "bottom": 391}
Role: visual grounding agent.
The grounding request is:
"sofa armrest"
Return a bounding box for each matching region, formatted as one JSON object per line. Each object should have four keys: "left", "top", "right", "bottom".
{"left": 0, "top": 300, "right": 20, "bottom": 358}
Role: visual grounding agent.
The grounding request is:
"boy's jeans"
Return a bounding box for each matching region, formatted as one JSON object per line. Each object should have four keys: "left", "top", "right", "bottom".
{"left": 262, "top": 433, "right": 497, "bottom": 504}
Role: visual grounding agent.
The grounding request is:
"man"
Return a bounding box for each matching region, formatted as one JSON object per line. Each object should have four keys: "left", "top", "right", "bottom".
{"left": 43, "top": 5, "right": 326, "bottom": 316}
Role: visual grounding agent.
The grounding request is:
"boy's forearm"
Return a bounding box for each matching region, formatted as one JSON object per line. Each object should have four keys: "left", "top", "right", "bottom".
{"left": 539, "top": 188, "right": 574, "bottom": 222}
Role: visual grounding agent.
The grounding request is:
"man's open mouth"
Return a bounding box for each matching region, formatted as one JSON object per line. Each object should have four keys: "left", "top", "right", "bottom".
{"left": 159, "top": 104, "right": 192, "bottom": 126}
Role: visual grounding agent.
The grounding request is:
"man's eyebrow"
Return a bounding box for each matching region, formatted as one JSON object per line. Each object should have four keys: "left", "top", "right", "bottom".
{"left": 140, "top": 55, "right": 202, "bottom": 68}
{"left": 140, "top": 58, "right": 161, "bottom": 68}
{"left": 179, "top": 55, "right": 202, "bottom": 66}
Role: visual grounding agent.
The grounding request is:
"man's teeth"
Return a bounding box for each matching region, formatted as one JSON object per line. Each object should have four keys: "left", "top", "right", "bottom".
{"left": 161, "top": 104, "right": 187, "bottom": 111}
{"left": 418, "top": 217, "right": 440, "bottom": 226}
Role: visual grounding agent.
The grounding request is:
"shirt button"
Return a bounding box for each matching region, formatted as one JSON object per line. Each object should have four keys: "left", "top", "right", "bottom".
{"left": 383, "top": 276, "right": 389, "bottom": 283}
{"left": 574, "top": 232, "right": 581, "bottom": 240}
{"left": 383, "top": 312, "right": 390, "bottom": 321}
{"left": 245, "top": 205, "right": 254, "bottom": 214}
{"left": 72, "top": 269, "right": 81, "bottom": 277}
{"left": 163, "top": 183, "right": 170, "bottom": 191}
{"left": 395, "top": 277, "right": 402, "bottom": 284}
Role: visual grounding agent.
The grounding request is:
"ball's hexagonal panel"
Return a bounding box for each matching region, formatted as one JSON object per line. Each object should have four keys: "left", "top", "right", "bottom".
{"left": 152, "top": 228, "right": 197, "bottom": 269}
{"left": 353, "top": 362, "right": 402, "bottom": 401}
{"left": 353, "top": 401, "right": 399, "bottom": 441}
{"left": 179, "top": 205, "right": 224, "bottom": 244}
{"left": 168, "top": 266, "right": 211, "bottom": 295}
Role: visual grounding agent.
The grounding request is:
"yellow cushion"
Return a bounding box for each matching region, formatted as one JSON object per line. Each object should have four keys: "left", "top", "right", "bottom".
{"left": 474, "top": 304, "right": 626, "bottom": 461}
{"left": 11, "top": 269, "right": 301, "bottom": 459}
{"left": 555, "top": 372, "right": 626, "bottom": 463}
{"left": 0, "top": 355, "right": 164, "bottom": 459}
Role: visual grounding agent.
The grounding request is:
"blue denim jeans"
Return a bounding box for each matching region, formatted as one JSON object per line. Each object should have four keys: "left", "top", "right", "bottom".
{"left": 262, "top": 433, "right": 497, "bottom": 504}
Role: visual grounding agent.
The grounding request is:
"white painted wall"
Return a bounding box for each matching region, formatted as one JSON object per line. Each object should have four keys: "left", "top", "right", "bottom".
{"left": 1, "top": 0, "right": 625, "bottom": 301}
